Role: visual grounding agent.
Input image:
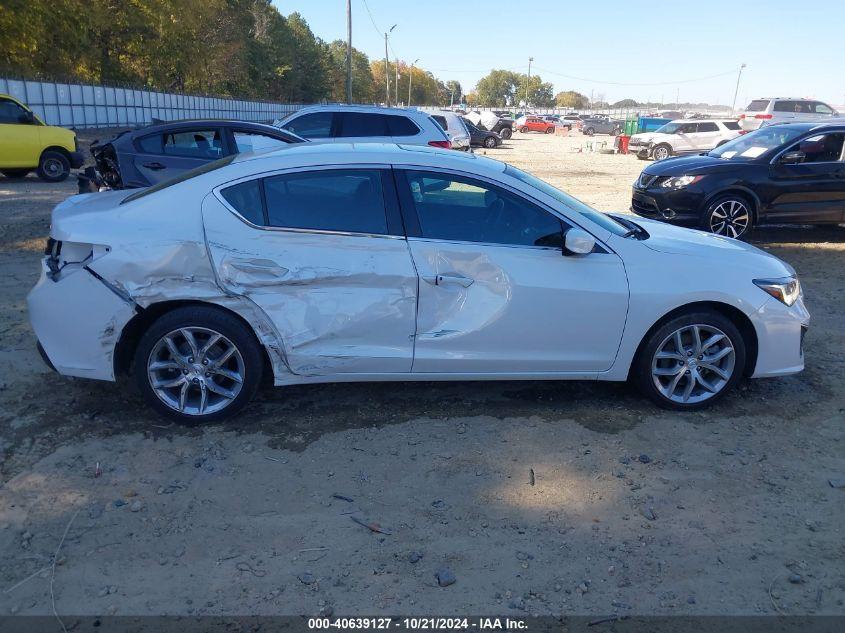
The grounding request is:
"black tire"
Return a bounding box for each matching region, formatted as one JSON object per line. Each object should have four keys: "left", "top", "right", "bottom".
{"left": 544, "top": 126, "right": 555, "bottom": 134}
{"left": 37, "top": 150, "right": 70, "bottom": 182}
{"left": 651, "top": 144, "right": 671, "bottom": 161}
{"left": 632, "top": 310, "right": 746, "bottom": 411}
{"left": 499, "top": 127, "right": 512, "bottom": 140}
{"left": 1, "top": 169, "right": 30, "bottom": 178}
{"left": 584, "top": 127, "right": 595, "bottom": 136}
{"left": 133, "top": 305, "right": 263, "bottom": 424}
{"left": 483, "top": 135, "right": 497, "bottom": 148}
{"left": 520, "top": 126, "right": 529, "bottom": 133}
{"left": 701, "top": 194, "right": 754, "bottom": 240}
{"left": 612, "top": 126, "right": 622, "bottom": 136}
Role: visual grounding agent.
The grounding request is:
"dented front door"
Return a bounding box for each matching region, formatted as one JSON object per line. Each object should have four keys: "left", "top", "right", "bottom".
{"left": 202, "top": 170, "right": 417, "bottom": 376}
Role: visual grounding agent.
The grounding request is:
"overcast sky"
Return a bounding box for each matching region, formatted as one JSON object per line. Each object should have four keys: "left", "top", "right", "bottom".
{"left": 273, "top": 0, "right": 845, "bottom": 107}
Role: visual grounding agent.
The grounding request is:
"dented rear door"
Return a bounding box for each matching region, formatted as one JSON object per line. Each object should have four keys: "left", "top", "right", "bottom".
{"left": 203, "top": 166, "right": 417, "bottom": 376}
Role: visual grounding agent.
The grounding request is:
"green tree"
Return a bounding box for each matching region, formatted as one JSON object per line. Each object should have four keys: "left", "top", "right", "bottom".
{"left": 476, "top": 69, "right": 521, "bottom": 106}
{"left": 612, "top": 98, "right": 639, "bottom": 108}
{"left": 555, "top": 90, "right": 590, "bottom": 109}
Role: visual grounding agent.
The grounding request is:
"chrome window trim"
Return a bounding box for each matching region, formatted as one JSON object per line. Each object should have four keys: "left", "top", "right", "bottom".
{"left": 768, "top": 130, "right": 845, "bottom": 166}
{"left": 211, "top": 163, "right": 406, "bottom": 240}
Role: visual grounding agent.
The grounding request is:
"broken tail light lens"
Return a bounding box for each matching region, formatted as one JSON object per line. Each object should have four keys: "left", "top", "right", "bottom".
{"left": 428, "top": 140, "right": 451, "bottom": 149}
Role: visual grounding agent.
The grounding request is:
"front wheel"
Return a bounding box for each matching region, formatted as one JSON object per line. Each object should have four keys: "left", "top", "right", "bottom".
{"left": 483, "top": 136, "right": 497, "bottom": 148}
{"left": 37, "top": 151, "right": 71, "bottom": 182}
{"left": 703, "top": 195, "right": 753, "bottom": 240}
{"left": 545, "top": 127, "right": 555, "bottom": 134}
{"left": 134, "top": 306, "right": 263, "bottom": 423}
{"left": 583, "top": 127, "right": 595, "bottom": 136}
{"left": 499, "top": 127, "right": 512, "bottom": 140}
{"left": 520, "top": 126, "right": 529, "bottom": 133}
{"left": 633, "top": 312, "right": 745, "bottom": 410}
{"left": 651, "top": 144, "right": 671, "bottom": 161}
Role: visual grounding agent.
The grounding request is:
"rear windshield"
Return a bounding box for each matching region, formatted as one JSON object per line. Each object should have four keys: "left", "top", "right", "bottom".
{"left": 121, "top": 154, "right": 236, "bottom": 204}
{"left": 722, "top": 121, "right": 741, "bottom": 130}
{"left": 708, "top": 126, "right": 805, "bottom": 160}
{"left": 745, "top": 100, "right": 770, "bottom": 112}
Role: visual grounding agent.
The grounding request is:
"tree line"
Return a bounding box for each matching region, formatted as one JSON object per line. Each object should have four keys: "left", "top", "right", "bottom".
{"left": 0, "top": 0, "right": 462, "bottom": 105}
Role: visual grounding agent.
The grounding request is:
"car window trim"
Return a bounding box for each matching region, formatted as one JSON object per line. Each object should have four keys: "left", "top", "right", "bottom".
{"left": 768, "top": 130, "right": 845, "bottom": 166}
{"left": 157, "top": 126, "right": 228, "bottom": 159}
{"left": 394, "top": 166, "right": 582, "bottom": 251}
{"left": 211, "top": 163, "right": 406, "bottom": 240}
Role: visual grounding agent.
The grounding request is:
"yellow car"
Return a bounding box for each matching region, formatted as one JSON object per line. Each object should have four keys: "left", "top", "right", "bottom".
{"left": 0, "top": 94, "right": 84, "bottom": 182}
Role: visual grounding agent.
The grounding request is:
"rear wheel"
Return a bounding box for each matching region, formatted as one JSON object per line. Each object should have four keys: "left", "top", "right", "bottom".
{"left": 651, "top": 144, "right": 671, "bottom": 161}
{"left": 612, "top": 126, "right": 622, "bottom": 136}
{"left": 545, "top": 126, "right": 555, "bottom": 134}
{"left": 134, "top": 306, "right": 263, "bottom": 423}
{"left": 37, "top": 151, "right": 70, "bottom": 182}
{"left": 703, "top": 194, "right": 753, "bottom": 240}
{"left": 584, "top": 127, "right": 595, "bottom": 136}
{"left": 1, "top": 169, "right": 30, "bottom": 178}
{"left": 483, "top": 135, "right": 497, "bottom": 148}
{"left": 633, "top": 311, "right": 745, "bottom": 410}
{"left": 520, "top": 126, "right": 529, "bottom": 133}
{"left": 499, "top": 127, "right": 512, "bottom": 140}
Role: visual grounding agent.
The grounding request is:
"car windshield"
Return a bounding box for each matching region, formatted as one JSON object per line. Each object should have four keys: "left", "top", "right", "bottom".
{"left": 121, "top": 154, "right": 236, "bottom": 204}
{"left": 654, "top": 122, "right": 683, "bottom": 134}
{"left": 708, "top": 126, "right": 806, "bottom": 160}
{"left": 503, "top": 165, "right": 629, "bottom": 236}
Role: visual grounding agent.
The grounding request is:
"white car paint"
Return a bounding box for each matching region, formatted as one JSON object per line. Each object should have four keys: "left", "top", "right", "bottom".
{"left": 629, "top": 120, "right": 741, "bottom": 158}
{"left": 431, "top": 111, "right": 471, "bottom": 151}
{"left": 28, "top": 142, "right": 808, "bottom": 411}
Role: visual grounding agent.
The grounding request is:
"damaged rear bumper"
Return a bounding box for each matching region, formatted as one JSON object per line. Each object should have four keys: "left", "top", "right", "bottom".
{"left": 27, "top": 260, "right": 136, "bottom": 381}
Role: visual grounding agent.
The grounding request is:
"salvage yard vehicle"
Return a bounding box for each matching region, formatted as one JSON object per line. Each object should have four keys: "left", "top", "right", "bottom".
{"left": 86, "top": 120, "right": 304, "bottom": 190}
{"left": 0, "top": 93, "right": 84, "bottom": 182}
{"left": 464, "top": 110, "right": 513, "bottom": 140}
{"left": 430, "top": 111, "right": 471, "bottom": 151}
{"left": 462, "top": 117, "right": 502, "bottom": 148}
{"left": 628, "top": 119, "right": 742, "bottom": 160}
{"left": 29, "top": 143, "right": 809, "bottom": 422}
{"left": 631, "top": 121, "right": 845, "bottom": 239}
{"left": 516, "top": 115, "right": 556, "bottom": 134}
{"left": 274, "top": 104, "right": 450, "bottom": 147}
{"left": 739, "top": 98, "right": 838, "bottom": 132}
{"left": 581, "top": 117, "right": 623, "bottom": 136}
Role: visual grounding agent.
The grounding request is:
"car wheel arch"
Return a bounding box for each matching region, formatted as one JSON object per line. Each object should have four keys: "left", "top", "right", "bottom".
{"left": 627, "top": 301, "right": 759, "bottom": 380}
{"left": 703, "top": 188, "right": 761, "bottom": 224}
{"left": 40, "top": 145, "right": 73, "bottom": 163}
{"left": 113, "top": 299, "right": 274, "bottom": 386}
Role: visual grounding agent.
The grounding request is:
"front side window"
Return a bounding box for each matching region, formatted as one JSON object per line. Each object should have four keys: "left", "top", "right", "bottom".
{"left": 283, "top": 112, "right": 334, "bottom": 138}
{"left": 136, "top": 133, "right": 163, "bottom": 154}
{"left": 787, "top": 133, "right": 845, "bottom": 163}
{"left": 163, "top": 129, "right": 223, "bottom": 158}
{"left": 813, "top": 102, "right": 833, "bottom": 114}
{"left": 233, "top": 131, "right": 289, "bottom": 153}
{"left": 264, "top": 169, "right": 388, "bottom": 235}
{"left": 122, "top": 155, "right": 236, "bottom": 204}
{"left": 0, "top": 97, "right": 29, "bottom": 124}
{"left": 403, "top": 171, "right": 563, "bottom": 247}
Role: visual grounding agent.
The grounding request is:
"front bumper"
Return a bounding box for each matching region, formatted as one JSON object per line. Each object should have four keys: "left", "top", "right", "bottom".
{"left": 27, "top": 261, "right": 135, "bottom": 381}
{"left": 750, "top": 295, "right": 810, "bottom": 378}
{"left": 631, "top": 185, "right": 704, "bottom": 225}
{"left": 69, "top": 151, "right": 85, "bottom": 169}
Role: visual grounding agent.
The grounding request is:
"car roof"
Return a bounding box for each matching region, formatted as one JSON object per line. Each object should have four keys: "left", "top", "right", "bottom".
{"left": 227, "top": 141, "right": 506, "bottom": 174}
{"left": 131, "top": 119, "right": 294, "bottom": 135}
{"left": 766, "top": 119, "right": 845, "bottom": 132}
{"left": 283, "top": 104, "right": 428, "bottom": 117}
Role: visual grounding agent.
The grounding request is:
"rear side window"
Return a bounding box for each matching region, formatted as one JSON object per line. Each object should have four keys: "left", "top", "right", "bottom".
{"left": 697, "top": 122, "right": 718, "bottom": 132}
{"left": 137, "top": 134, "right": 163, "bottom": 153}
{"left": 163, "top": 129, "right": 223, "bottom": 158}
{"left": 774, "top": 100, "right": 808, "bottom": 113}
{"left": 263, "top": 169, "right": 388, "bottom": 235}
{"left": 745, "top": 100, "right": 770, "bottom": 112}
{"left": 431, "top": 115, "right": 447, "bottom": 130}
{"left": 723, "top": 121, "right": 741, "bottom": 130}
{"left": 386, "top": 115, "right": 420, "bottom": 136}
{"left": 339, "top": 112, "right": 388, "bottom": 137}
{"left": 283, "top": 112, "right": 333, "bottom": 138}
{"left": 221, "top": 180, "right": 264, "bottom": 225}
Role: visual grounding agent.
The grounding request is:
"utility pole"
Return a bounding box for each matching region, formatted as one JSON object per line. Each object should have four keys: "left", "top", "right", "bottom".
{"left": 731, "top": 63, "right": 747, "bottom": 113}
{"left": 525, "top": 57, "right": 533, "bottom": 109}
{"left": 345, "top": 0, "right": 352, "bottom": 104}
{"left": 408, "top": 58, "right": 419, "bottom": 106}
{"left": 675, "top": 87, "right": 680, "bottom": 109}
{"left": 384, "top": 24, "right": 397, "bottom": 106}
{"left": 395, "top": 57, "right": 400, "bottom": 106}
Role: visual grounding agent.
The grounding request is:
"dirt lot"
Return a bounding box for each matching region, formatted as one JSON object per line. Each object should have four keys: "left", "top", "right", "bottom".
{"left": 0, "top": 131, "right": 843, "bottom": 618}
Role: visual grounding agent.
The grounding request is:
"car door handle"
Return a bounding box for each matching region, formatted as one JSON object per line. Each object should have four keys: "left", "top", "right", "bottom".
{"left": 142, "top": 162, "right": 166, "bottom": 170}
{"left": 422, "top": 273, "right": 474, "bottom": 288}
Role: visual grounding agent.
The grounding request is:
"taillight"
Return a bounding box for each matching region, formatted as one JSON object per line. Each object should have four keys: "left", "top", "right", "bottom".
{"left": 428, "top": 140, "right": 451, "bottom": 149}
{"left": 754, "top": 114, "right": 773, "bottom": 119}
{"left": 738, "top": 130, "right": 749, "bottom": 135}
{"left": 738, "top": 114, "right": 746, "bottom": 119}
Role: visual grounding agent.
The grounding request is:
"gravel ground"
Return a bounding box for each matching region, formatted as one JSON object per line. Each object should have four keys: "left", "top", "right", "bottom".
{"left": 0, "top": 130, "right": 843, "bottom": 617}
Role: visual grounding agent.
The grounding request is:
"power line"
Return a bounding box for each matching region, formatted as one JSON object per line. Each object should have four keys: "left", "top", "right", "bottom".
{"left": 531, "top": 65, "right": 738, "bottom": 87}
{"left": 360, "top": 0, "right": 382, "bottom": 36}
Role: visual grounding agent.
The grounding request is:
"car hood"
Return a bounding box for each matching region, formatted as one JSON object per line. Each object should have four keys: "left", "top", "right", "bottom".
{"left": 641, "top": 153, "right": 748, "bottom": 176}
{"left": 630, "top": 132, "right": 666, "bottom": 144}
{"left": 632, "top": 216, "right": 794, "bottom": 276}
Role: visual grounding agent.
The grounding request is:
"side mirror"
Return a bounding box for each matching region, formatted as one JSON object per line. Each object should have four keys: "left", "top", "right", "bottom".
{"left": 779, "top": 151, "right": 805, "bottom": 165}
{"left": 563, "top": 228, "right": 596, "bottom": 256}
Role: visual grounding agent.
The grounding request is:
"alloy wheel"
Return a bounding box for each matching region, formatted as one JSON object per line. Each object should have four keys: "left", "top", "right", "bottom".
{"left": 651, "top": 324, "right": 736, "bottom": 404}
{"left": 709, "top": 199, "right": 750, "bottom": 238}
{"left": 653, "top": 146, "right": 669, "bottom": 160}
{"left": 147, "top": 327, "right": 245, "bottom": 416}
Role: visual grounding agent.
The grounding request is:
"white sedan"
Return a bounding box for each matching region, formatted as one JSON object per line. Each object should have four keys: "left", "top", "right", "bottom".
{"left": 28, "top": 143, "right": 809, "bottom": 421}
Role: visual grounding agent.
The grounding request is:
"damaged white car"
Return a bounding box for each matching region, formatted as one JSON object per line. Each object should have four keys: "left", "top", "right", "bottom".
{"left": 29, "top": 143, "right": 809, "bottom": 421}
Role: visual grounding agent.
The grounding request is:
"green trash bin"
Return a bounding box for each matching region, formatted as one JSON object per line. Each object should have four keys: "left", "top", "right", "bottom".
{"left": 624, "top": 118, "right": 639, "bottom": 136}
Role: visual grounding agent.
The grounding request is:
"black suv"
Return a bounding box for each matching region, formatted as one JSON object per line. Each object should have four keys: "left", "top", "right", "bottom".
{"left": 631, "top": 121, "right": 845, "bottom": 239}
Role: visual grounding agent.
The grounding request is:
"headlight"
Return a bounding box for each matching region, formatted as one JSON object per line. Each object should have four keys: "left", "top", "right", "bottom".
{"left": 753, "top": 277, "right": 801, "bottom": 306}
{"left": 660, "top": 175, "right": 704, "bottom": 189}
